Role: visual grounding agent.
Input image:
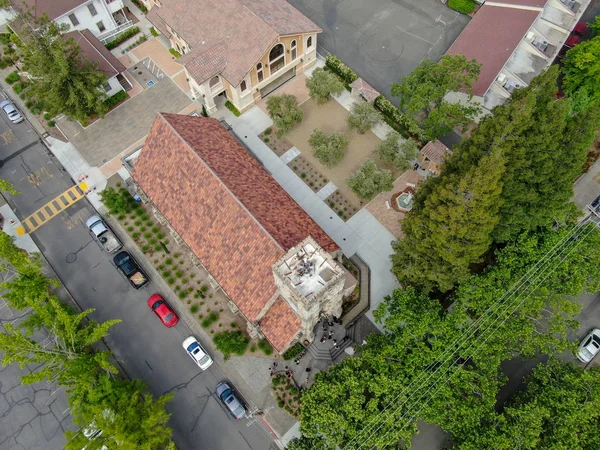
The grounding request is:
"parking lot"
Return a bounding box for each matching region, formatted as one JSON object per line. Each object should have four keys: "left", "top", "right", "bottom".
{"left": 289, "top": 0, "right": 471, "bottom": 102}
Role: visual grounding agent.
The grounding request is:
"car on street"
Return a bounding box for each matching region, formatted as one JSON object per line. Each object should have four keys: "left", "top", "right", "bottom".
{"left": 182, "top": 336, "right": 213, "bottom": 370}
{"left": 0, "top": 99, "right": 24, "bottom": 124}
{"left": 86, "top": 215, "right": 122, "bottom": 254}
{"left": 113, "top": 251, "right": 149, "bottom": 289}
{"left": 147, "top": 294, "right": 179, "bottom": 327}
{"left": 576, "top": 328, "right": 600, "bottom": 363}
{"left": 216, "top": 381, "right": 246, "bottom": 420}
{"left": 590, "top": 194, "right": 600, "bottom": 212}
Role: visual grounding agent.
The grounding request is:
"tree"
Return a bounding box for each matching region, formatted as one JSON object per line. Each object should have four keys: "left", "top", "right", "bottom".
{"left": 0, "top": 179, "right": 19, "bottom": 195}
{"left": 435, "top": 66, "right": 596, "bottom": 244}
{"left": 100, "top": 187, "right": 134, "bottom": 215}
{"left": 391, "top": 54, "right": 482, "bottom": 139}
{"left": 392, "top": 149, "right": 505, "bottom": 292}
{"left": 562, "top": 35, "right": 600, "bottom": 106}
{"left": 66, "top": 375, "right": 174, "bottom": 450}
{"left": 266, "top": 94, "right": 303, "bottom": 137}
{"left": 305, "top": 67, "right": 344, "bottom": 104}
{"left": 376, "top": 131, "right": 418, "bottom": 172}
{"left": 19, "top": 15, "right": 109, "bottom": 121}
{"left": 346, "top": 159, "right": 394, "bottom": 200}
{"left": 309, "top": 129, "right": 349, "bottom": 168}
{"left": 346, "top": 101, "right": 381, "bottom": 134}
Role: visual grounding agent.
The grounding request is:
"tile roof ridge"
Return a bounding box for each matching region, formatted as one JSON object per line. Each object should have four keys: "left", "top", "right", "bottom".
{"left": 80, "top": 29, "right": 119, "bottom": 75}
{"left": 158, "top": 113, "right": 286, "bottom": 253}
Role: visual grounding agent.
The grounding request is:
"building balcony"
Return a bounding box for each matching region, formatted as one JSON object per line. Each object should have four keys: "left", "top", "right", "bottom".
{"left": 106, "top": 0, "right": 125, "bottom": 14}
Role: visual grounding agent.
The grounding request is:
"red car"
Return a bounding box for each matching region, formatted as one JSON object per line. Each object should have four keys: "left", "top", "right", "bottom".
{"left": 147, "top": 294, "right": 179, "bottom": 327}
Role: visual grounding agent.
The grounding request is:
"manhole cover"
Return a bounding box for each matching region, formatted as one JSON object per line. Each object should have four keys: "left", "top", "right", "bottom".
{"left": 66, "top": 253, "right": 77, "bottom": 263}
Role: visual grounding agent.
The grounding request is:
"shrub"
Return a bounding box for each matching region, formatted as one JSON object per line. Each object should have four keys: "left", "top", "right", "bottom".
{"left": 143, "top": 232, "right": 152, "bottom": 239}
{"left": 104, "top": 90, "right": 128, "bottom": 109}
{"left": 162, "top": 270, "right": 171, "bottom": 278}
{"left": 448, "top": 0, "right": 476, "bottom": 14}
{"left": 100, "top": 187, "right": 132, "bottom": 214}
{"left": 154, "top": 244, "right": 162, "bottom": 252}
{"left": 0, "top": 33, "right": 10, "bottom": 45}
{"left": 266, "top": 94, "right": 303, "bottom": 137}
{"left": 173, "top": 253, "right": 181, "bottom": 258}
{"left": 0, "top": 56, "right": 12, "bottom": 69}
{"left": 200, "top": 285, "right": 209, "bottom": 293}
{"left": 12, "top": 82, "right": 28, "bottom": 94}
{"left": 257, "top": 339, "right": 273, "bottom": 356}
{"left": 5, "top": 71, "right": 19, "bottom": 84}
{"left": 167, "top": 277, "right": 175, "bottom": 285}
{"left": 47, "top": 120, "right": 55, "bottom": 127}
{"left": 175, "top": 270, "right": 183, "bottom": 278}
{"left": 141, "top": 245, "right": 150, "bottom": 252}
{"left": 264, "top": 138, "right": 270, "bottom": 143}
{"left": 131, "top": 0, "right": 148, "bottom": 13}
{"left": 169, "top": 48, "right": 182, "bottom": 58}
{"left": 325, "top": 53, "right": 359, "bottom": 84}
{"left": 374, "top": 95, "right": 425, "bottom": 142}
{"left": 132, "top": 232, "right": 140, "bottom": 239}
{"left": 179, "top": 290, "right": 189, "bottom": 299}
{"left": 306, "top": 67, "right": 345, "bottom": 104}
{"left": 282, "top": 343, "right": 304, "bottom": 360}
{"left": 105, "top": 26, "right": 141, "bottom": 50}
{"left": 213, "top": 331, "right": 249, "bottom": 360}
{"left": 191, "top": 304, "right": 199, "bottom": 313}
{"left": 201, "top": 312, "right": 219, "bottom": 329}
{"left": 264, "top": 127, "right": 272, "bottom": 135}
{"left": 127, "top": 226, "right": 134, "bottom": 232}
{"left": 152, "top": 226, "right": 160, "bottom": 233}
{"left": 165, "top": 258, "right": 173, "bottom": 265}
{"left": 309, "top": 130, "right": 349, "bottom": 168}
{"left": 150, "top": 26, "right": 159, "bottom": 37}
{"left": 123, "top": 34, "right": 148, "bottom": 53}
{"left": 347, "top": 101, "right": 381, "bottom": 134}
{"left": 43, "top": 112, "right": 52, "bottom": 120}
{"left": 225, "top": 100, "right": 241, "bottom": 116}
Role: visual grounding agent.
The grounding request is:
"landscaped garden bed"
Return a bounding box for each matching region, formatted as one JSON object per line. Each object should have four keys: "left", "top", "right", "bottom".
{"left": 271, "top": 373, "right": 301, "bottom": 418}
{"left": 325, "top": 190, "right": 360, "bottom": 221}
{"left": 289, "top": 155, "right": 328, "bottom": 193}
{"left": 103, "top": 184, "right": 276, "bottom": 360}
{"left": 259, "top": 127, "right": 292, "bottom": 156}
{"left": 341, "top": 256, "right": 361, "bottom": 316}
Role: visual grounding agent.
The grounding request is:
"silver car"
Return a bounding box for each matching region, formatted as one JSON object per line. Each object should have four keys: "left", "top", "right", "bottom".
{"left": 216, "top": 381, "right": 246, "bottom": 420}
{"left": 576, "top": 328, "right": 600, "bottom": 363}
{"left": 0, "top": 100, "right": 24, "bottom": 124}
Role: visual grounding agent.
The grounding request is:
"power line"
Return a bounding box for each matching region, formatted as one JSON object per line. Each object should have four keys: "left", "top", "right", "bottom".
{"left": 344, "top": 217, "right": 599, "bottom": 450}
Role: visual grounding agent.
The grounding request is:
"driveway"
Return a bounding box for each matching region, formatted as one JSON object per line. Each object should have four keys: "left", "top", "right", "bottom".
{"left": 288, "top": 0, "right": 470, "bottom": 103}
{"left": 56, "top": 76, "right": 193, "bottom": 168}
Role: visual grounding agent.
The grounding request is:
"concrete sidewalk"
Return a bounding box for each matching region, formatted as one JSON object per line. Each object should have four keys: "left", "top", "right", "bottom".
{"left": 574, "top": 157, "right": 600, "bottom": 212}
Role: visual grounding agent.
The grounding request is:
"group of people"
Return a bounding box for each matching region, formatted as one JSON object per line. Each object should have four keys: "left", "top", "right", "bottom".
{"left": 318, "top": 316, "right": 342, "bottom": 345}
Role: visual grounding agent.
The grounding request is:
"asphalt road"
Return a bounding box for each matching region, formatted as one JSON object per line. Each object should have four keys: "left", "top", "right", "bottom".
{"left": 289, "top": 0, "right": 470, "bottom": 103}
{"left": 0, "top": 106, "right": 274, "bottom": 449}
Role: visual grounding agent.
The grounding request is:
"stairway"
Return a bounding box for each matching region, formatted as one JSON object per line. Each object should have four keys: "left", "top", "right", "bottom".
{"left": 307, "top": 341, "right": 332, "bottom": 361}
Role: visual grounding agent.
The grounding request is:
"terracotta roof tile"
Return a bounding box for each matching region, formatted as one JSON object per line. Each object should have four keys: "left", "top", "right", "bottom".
{"left": 421, "top": 140, "right": 451, "bottom": 166}
{"left": 146, "top": 0, "right": 320, "bottom": 86}
{"left": 260, "top": 297, "right": 301, "bottom": 351}
{"left": 132, "top": 114, "right": 336, "bottom": 322}
{"left": 446, "top": 5, "right": 540, "bottom": 96}
{"left": 350, "top": 78, "right": 380, "bottom": 103}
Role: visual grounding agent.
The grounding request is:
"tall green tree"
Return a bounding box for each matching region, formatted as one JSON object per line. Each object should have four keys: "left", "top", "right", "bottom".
{"left": 66, "top": 374, "right": 174, "bottom": 450}
{"left": 18, "top": 15, "right": 109, "bottom": 121}
{"left": 346, "top": 159, "right": 394, "bottom": 200}
{"left": 309, "top": 129, "right": 349, "bottom": 168}
{"left": 305, "top": 67, "right": 345, "bottom": 104}
{"left": 0, "top": 179, "right": 19, "bottom": 195}
{"left": 376, "top": 131, "right": 418, "bottom": 172}
{"left": 562, "top": 35, "right": 600, "bottom": 106}
{"left": 391, "top": 54, "right": 482, "bottom": 139}
{"left": 346, "top": 101, "right": 381, "bottom": 134}
{"left": 266, "top": 94, "right": 303, "bottom": 137}
{"left": 392, "top": 148, "right": 505, "bottom": 292}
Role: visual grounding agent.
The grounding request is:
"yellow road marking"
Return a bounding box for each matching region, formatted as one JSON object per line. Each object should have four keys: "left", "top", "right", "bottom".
{"left": 27, "top": 167, "right": 54, "bottom": 187}
{"left": 18, "top": 184, "right": 87, "bottom": 234}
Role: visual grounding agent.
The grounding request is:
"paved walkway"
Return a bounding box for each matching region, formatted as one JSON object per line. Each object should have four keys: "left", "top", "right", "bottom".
{"left": 574, "top": 155, "right": 600, "bottom": 212}
{"left": 214, "top": 104, "right": 399, "bottom": 328}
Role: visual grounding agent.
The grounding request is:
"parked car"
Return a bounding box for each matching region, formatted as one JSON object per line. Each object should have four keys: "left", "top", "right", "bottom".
{"left": 216, "top": 381, "right": 246, "bottom": 420}
{"left": 86, "top": 215, "right": 122, "bottom": 254}
{"left": 576, "top": 328, "right": 600, "bottom": 363}
{"left": 113, "top": 251, "right": 149, "bottom": 289}
{"left": 590, "top": 194, "right": 600, "bottom": 212}
{"left": 147, "top": 294, "right": 178, "bottom": 327}
{"left": 0, "top": 100, "right": 24, "bottom": 124}
{"left": 182, "top": 336, "right": 213, "bottom": 370}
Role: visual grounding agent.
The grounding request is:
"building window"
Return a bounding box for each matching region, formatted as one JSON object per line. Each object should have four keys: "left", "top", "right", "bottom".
{"left": 97, "top": 21, "right": 106, "bottom": 33}
{"left": 88, "top": 3, "right": 98, "bottom": 16}
{"left": 257, "top": 63, "right": 263, "bottom": 83}
{"left": 269, "top": 43, "right": 285, "bottom": 74}
{"left": 307, "top": 36, "right": 312, "bottom": 49}
{"left": 175, "top": 42, "right": 182, "bottom": 53}
{"left": 68, "top": 13, "right": 79, "bottom": 26}
{"left": 291, "top": 40, "right": 297, "bottom": 60}
{"left": 209, "top": 76, "right": 220, "bottom": 89}
{"left": 103, "top": 81, "right": 111, "bottom": 92}
{"left": 240, "top": 80, "right": 247, "bottom": 92}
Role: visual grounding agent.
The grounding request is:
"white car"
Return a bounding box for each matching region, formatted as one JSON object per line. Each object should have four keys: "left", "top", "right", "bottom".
{"left": 576, "top": 328, "right": 600, "bottom": 363}
{"left": 0, "top": 100, "right": 24, "bottom": 124}
{"left": 182, "top": 336, "right": 213, "bottom": 370}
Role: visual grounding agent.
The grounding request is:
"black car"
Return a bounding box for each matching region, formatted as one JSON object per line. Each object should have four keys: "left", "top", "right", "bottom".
{"left": 591, "top": 194, "right": 600, "bottom": 212}
{"left": 113, "top": 251, "right": 149, "bottom": 289}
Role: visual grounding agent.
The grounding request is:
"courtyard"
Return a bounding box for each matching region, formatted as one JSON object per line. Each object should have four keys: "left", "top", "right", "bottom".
{"left": 288, "top": 0, "right": 471, "bottom": 105}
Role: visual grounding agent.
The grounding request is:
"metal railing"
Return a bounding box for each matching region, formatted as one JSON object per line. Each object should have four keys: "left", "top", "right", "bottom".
{"left": 98, "top": 20, "right": 134, "bottom": 44}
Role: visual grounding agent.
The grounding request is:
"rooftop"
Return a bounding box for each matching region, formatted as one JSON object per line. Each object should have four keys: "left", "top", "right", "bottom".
{"left": 421, "top": 140, "right": 452, "bottom": 166}
{"left": 146, "top": 0, "right": 320, "bottom": 87}
{"left": 259, "top": 297, "right": 301, "bottom": 351}
{"left": 13, "top": 0, "right": 86, "bottom": 20}
{"left": 64, "top": 29, "right": 126, "bottom": 78}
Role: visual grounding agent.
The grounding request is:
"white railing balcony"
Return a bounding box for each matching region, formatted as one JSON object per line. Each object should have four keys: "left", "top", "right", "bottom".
{"left": 106, "top": 0, "right": 125, "bottom": 14}
{"left": 98, "top": 20, "right": 134, "bottom": 44}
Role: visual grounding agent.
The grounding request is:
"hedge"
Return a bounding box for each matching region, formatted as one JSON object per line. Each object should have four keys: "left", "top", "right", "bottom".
{"left": 225, "top": 100, "right": 241, "bottom": 117}
{"left": 282, "top": 343, "right": 304, "bottom": 360}
{"left": 169, "top": 48, "right": 182, "bottom": 58}
{"left": 104, "top": 26, "right": 140, "bottom": 50}
{"left": 374, "top": 95, "right": 426, "bottom": 143}
{"left": 448, "top": 0, "right": 476, "bottom": 14}
{"left": 325, "top": 53, "right": 359, "bottom": 84}
{"left": 104, "top": 90, "right": 128, "bottom": 109}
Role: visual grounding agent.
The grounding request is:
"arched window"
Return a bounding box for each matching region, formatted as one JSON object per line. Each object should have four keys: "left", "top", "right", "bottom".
{"left": 269, "top": 43, "right": 285, "bottom": 73}
{"left": 209, "top": 76, "right": 220, "bottom": 88}
{"left": 307, "top": 36, "right": 312, "bottom": 49}
{"left": 240, "top": 80, "right": 247, "bottom": 92}
{"left": 291, "top": 40, "right": 297, "bottom": 60}
{"left": 257, "top": 63, "right": 264, "bottom": 83}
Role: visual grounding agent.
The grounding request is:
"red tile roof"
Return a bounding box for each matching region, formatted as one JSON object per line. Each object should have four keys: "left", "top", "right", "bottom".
{"left": 421, "top": 140, "right": 451, "bottom": 166}
{"left": 132, "top": 114, "right": 337, "bottom": 322}
{"left": 146, "top": 0, "right": 320, "bottom": 87}
{"left": 14, "top": 0, "right": 86, "bottom": 20}
{"left": 260, "top": 297, "right": 301, "bottom": 352}
{"left": 65, "top": 30, "right": 125, "bottom": 78}
{"left": 446, "top": 5, "right": 540, "bottom": 96}
{"left": 491, "top": 0, "right": 547, "bottom": 7}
